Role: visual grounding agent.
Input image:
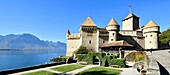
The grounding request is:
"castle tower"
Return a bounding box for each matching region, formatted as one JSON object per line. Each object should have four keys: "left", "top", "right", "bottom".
{"left": 143, "top": 20, "right": 160, "bottom": 49}
{"left": 80, "top": 17, "right": 98, "bottom": 51}
{"left": 122, "top": 13, "right": 139, "bottom": 30}
{"left": 106, "top": 18, "right": 120, "bottom": 43}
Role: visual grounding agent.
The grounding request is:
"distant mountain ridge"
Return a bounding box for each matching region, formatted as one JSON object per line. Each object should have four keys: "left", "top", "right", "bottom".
{"left": 0, "top": 33, "right": 66, "bottom": 50}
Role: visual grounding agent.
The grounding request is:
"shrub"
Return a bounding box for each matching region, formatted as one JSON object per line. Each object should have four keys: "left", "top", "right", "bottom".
{"left": 102, "top": 55, "right": 117, "bottom": 66}
{"left": 76, "top": 54, "right": 88, "bottom": 61}
{"left": 109, "top": 59, "right": 125, "bottom": 67}
{"left": 50, "top": 56, "right": 70, "bottom": 62}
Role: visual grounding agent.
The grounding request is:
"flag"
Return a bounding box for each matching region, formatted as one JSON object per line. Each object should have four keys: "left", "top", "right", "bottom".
{"left": 128, "top": 3, "right": 131, "bottom": 8}
{"left": 128, "top": 3, "right": 132, "bottom": 13}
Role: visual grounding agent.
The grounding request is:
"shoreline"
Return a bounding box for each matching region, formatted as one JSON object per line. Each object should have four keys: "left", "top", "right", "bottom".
{"left": 0, "top": 62, "right": 65, "bottom": 75}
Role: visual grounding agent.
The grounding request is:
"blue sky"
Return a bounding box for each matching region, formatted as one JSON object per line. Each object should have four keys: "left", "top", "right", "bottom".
{"left": 0, "top": 0, "right": 169, "bottom": 43}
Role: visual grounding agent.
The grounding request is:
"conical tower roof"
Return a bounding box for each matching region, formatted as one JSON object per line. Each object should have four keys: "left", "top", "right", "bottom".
{"left": 81, "top": 17, "right": 96, "bottom": 26}
{"left": 123, "top": 13, "right": 139, "bottom": 21}
{"left": 143, "top": 20, "right": 159, "bottom": 28}
{"left": 107, "top": 18, "right": 119, "bottom": 27}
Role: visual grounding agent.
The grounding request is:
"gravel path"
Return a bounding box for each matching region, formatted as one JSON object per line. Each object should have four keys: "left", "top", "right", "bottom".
{"left": 116, "top": 68, "right": 139, "bottom": 75}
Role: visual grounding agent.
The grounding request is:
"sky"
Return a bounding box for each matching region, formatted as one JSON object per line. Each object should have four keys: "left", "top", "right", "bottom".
{"left": 0, "top": 0, "right": 170, "bottom": 43}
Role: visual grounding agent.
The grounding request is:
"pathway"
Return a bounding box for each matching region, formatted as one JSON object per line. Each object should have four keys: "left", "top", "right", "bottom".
{"left": 8, "top": 63, "right": 73, "bottom": 75}
{"left": 8, "top": 64, "right": 98, "bottom": 75}
{"left": 8, "top": 63, "right": 140, "bottom": 75}
{"left": 118, "top": 68, "right": 139, "bottom": 75}
{"left": 146, "top": 49, "right": 170, "bottom": 75}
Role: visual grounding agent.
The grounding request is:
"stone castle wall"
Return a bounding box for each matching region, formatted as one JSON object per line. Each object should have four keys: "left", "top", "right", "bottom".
{"left": 81, "top": 29, "right": 98, "bottom": 52}
{"left": 66, "top": 38, "right": 80, "bottom": 56}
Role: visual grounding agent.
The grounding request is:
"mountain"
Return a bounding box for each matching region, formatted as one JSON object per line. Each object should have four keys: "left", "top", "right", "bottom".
{"left": 0, "top": 33, "right": 66, "bottom": 50}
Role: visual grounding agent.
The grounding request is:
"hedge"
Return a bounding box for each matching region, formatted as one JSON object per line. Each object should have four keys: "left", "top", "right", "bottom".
{"left": 101, "top": 55, "right": 117, "bottom": 66}
{"left": 76, "top": 52, "right": 125, "bottom": 67}
{"left": 76, "top": 52, "right": 104, "bottom": 64}
{"left": 76, "top": 54, "right": 88, "bottom": 61}
{"left": 109, "top": 59, "right": 125, "bottom": 67}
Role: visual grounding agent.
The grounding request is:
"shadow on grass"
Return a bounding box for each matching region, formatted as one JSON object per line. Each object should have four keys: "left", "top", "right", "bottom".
{"left": 75, "top": 71, "right": 119, "bottom": 75}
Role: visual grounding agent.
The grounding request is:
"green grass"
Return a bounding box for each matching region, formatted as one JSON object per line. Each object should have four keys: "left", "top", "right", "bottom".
{"left": 76, "top": 66, "right": 122, "bottom": 75}
{"left": 22, "top": 71, "right": 55, "bottom": 75}
{"left": 51, "top": 64, "right": 85, "bottom": 72}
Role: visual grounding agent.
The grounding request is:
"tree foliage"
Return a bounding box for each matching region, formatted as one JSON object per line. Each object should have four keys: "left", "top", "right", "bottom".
{"left": 75, "top": 46, "right": 89, "bottom": 54}
{"left": 159, "top": 29, "right": 170, "bottom": 44}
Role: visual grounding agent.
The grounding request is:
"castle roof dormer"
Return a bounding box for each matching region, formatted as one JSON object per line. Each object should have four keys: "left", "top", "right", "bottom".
{"left": 107, "top": 18, "right": 119, "bottom": 27}
{"left": 143, "top": 20, "right": 159, "bottom": 29}
{"left": 123, "top": 13, "right": 139, "bottom": 21}
{"left": 81, "top": 17, "right": 96, "bottom": 26}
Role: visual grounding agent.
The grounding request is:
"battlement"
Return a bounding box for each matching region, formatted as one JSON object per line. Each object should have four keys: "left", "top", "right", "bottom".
{"left": 67, "top": 33, "right": 80, "bottom": 39}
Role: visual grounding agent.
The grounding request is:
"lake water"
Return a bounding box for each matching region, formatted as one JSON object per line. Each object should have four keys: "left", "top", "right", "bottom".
{"left": 0, "top": 49, "right": 65, "bottom": 71}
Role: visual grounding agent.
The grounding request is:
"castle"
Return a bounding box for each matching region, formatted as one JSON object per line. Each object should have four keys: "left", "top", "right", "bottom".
{"left": 66, "top": 13, "right": 160, "bottom": 57}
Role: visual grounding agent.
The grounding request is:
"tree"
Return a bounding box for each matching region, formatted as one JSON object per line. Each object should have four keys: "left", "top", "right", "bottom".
{"left": 74, "top": 46, "right": 89, "bottom": 54}
{"left": 159, "top": 29, "right": 170, "bottom": 45}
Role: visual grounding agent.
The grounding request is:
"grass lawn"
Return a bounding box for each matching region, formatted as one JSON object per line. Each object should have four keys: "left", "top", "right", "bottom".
{"left": 76, "top": 66, "right": 122, "bottom": 75}
{"left": 22, "top": 71, "right": 55, "bottom": 75}
{"left": 51, "top": 64, "right": 85, "bottom": 72}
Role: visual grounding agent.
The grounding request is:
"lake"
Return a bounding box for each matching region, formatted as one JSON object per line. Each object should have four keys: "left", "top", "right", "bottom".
{"left": 0, "top": 49, "right": 65, "bottom": 71}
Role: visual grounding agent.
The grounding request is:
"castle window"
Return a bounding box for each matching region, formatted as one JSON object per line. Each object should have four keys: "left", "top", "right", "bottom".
{"left": 150, "top": 35, "right": 152, "bottom": 37}
{"left": 89, "top": 40, "right": 91, "bottom": 44}
{"left": 146, "top": 35, "right": 147, "bottom": 37}
{"left": 113, "top": 33, "right": 114, "bottom": 36}
{"left": 111, "top": 39, "right": 113, "bottom": 41}
{"left": 103, "top": 41, "right": 105, "bottom": 43}
{"left": 91, "top": 49, "right": 92, "bottom": 50}
{"left": 150, "top": 41, "right": 151, "bottom": 43}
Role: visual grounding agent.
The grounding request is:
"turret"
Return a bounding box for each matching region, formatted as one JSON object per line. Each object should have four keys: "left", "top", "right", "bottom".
{"left": 67, "top": 29, "right": 71, "bottom": 37}
{"left": 122, "top": 13, "right": 139, "bottom": 30}
{"left": 106, "top": 18, "right": 120, "bottom": 42}
{"left": 79, "top": 17, "right": 98, "bottom": 51}
{"left": 143, "top": 20, "right": 160, "bottom": 49}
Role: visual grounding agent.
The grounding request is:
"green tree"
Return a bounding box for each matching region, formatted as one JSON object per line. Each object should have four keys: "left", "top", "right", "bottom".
{"left": 75, "top": 46, "right": 90, "bottom": 54}
{"left": 159, "top": 29, "right": 170, "bottom": 44}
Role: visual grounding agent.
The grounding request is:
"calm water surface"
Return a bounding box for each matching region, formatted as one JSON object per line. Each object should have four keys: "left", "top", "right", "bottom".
{"left": 0, "top": 49, "right": 65, "bottom": 71}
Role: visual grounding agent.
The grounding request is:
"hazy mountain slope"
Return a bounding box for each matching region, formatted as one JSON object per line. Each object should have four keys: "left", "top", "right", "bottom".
{"left": 0, "top": 33, "right": 66, "bottom": 50}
